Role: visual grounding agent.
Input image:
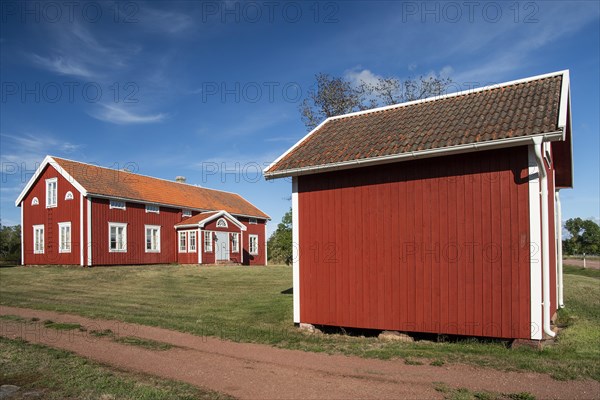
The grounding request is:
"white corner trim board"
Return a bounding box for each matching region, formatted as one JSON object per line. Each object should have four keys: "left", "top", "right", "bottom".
{"left": 87, "top": 197, "right": 92, "bottom": 267}
{"left": 528, "top": 145, "right": 543, "bottom": 340}
{"left": 292, "top": 176, "right": 300, "bottom": 323}
{"left": 80, "top": 193, "right": 84, "bottom": 266}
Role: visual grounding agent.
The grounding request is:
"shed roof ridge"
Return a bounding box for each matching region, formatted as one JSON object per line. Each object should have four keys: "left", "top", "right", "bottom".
{"left": 327, "top": 70, "right": 567, "bottom": 123}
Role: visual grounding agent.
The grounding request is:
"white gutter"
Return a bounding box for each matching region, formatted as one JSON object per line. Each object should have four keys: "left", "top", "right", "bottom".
{"left": 265, "top": 131, "right": 564, "bottom": 179}
{"left": 532, "top": 137, "right": 556, "bottom": 338}
{"left": 556, "top": 191, "right": 565, "bottom": 308}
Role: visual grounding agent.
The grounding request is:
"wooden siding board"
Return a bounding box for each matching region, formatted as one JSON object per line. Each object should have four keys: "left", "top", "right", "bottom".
{"left": 297, "top": 147, "right": 534, "bottom": 339}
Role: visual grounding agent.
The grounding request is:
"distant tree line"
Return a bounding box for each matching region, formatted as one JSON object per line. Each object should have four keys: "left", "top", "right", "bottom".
{"left": 563, "top": 218, "right": 600, "bottom": 256}
{"left": 267, "top": 209, "right": 293, "bottom": 265}
{"left": 0, "top": 225, "right": 21, "bottom": 263}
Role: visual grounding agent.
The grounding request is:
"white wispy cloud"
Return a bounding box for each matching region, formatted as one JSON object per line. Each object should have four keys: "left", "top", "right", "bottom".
{"left": 29, "top": 54, "right": 95, "bottom": 79}
{"left": 89, "top": 104, "right": 167, "bottom": 125}
{"left": 27, "top": 22, "right": 138, "bottom": 80}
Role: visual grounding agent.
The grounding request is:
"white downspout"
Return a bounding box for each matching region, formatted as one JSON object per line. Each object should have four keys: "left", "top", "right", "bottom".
{"left": 556, "top": 191, "right": 564, "bottom": 308}
{"left": 532, "top": 137, "right": 556, "bottom": 338}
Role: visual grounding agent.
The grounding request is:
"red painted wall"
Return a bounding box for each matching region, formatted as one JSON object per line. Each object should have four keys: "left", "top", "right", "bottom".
{"left": 297, "top": 147, "right": 533, "bottom": 339}
{"left": 177, "top": 229, "right": 199, "bottom": 264}
{"left": 238, "top": 217, "right": 267, "bottom": 266}
{"left": 201, "top": 218, "right": 244, "bottom": 264}
{"left": 22, "top": 165, "right": 82, "bottom": 265}
{"left": 90, "top": 198, "right": 180, "bottom": 265}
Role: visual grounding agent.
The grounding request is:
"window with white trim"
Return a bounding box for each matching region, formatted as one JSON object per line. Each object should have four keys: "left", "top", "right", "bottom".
{"left": 46, "top": 178, "right": 57, "bottom": 208}
{"left": 31, "top": 197, "right": 39, "bottom": 206}
{"left": 216, "top": 218, "right": 228, "bottom": 228}
{"left": 231, "top": 232, "right": 239, "bottom": 253}
{"left": 146, "top": 204, "right": 160, "bottom": 214}
{"left": 109, "top": 200, "right": 126, "bottom": 210}
{"left": 249, "top": 234, "right": 259, "bottom": 255}
{"left": 145, "top": 225, "right": 161, "bottom": 253}
{"left": 58, "top": 222, "right": 71, "bottom": 253}
{"left": 189, "top": 231, "right": 197, "bottom": 252}
{"left": 248, "top": 218, "right": 257, "bottom": 225}
{"left": 33, "top": 225, "right": 44, "bottom": 254}
{"left": 178, "top": 231, "right": 187, "bottom": 253}
{"left": 203, "top": 231, "right": 212, "bottom": 252}
{"left": 65, "top": 191, "right": 74, "bottom": 200}
{"left": 109, "top": 223, "right": 127, "bottom": 252}
{"left": 182, "top": 209, "right": 192, "bottom": 218}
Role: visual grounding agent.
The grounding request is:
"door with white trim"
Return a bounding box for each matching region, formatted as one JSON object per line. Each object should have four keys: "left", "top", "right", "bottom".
{"left": 215, "top": 231, "right": 230, "bottom": 261}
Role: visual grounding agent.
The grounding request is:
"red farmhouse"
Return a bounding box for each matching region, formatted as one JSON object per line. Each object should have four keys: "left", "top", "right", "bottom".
{"left": 16, "top": 157, "right": 269, "bottom": 266}
{"left": 264, "top": 71, "right": 573, "bottom": 341}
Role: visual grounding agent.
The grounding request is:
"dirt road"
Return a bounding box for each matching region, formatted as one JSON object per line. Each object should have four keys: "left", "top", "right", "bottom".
{"left": 1, "top": 306, "right": 598, "bottom": 399}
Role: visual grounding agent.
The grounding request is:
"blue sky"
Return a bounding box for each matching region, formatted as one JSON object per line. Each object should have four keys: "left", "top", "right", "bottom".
{"left": 1, "top": 0, "right": 599, "bottom": 235}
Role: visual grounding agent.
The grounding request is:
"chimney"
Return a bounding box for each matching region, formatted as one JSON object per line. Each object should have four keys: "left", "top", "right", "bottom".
{"left": 175, "top": 176, "right": 186, "bottom": 183}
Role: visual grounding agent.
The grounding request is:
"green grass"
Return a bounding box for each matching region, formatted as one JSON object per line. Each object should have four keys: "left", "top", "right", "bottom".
{"left": 0, "top": 264, "right": 598, "bottom": 381}
{"left": 433, "top": 383, "right": 536, "bottom": 400}
{"left": 42, "top": 320, "right": 83, "bottom": 331}
{"left": 0, "top": 337, "right": 231, "bottom": 400}
{"left": 114, "top": 336, "right": 174, "bottom": 351}
{"left": 563, "top": 264, "right": 600, "bottom": 279}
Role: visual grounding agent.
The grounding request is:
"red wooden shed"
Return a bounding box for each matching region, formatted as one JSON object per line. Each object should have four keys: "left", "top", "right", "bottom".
{"left": 264, "top": 71, "right": 573, "bottom": 341}
{"left": 16, "top": 157, "right": 269, "bottom": 267}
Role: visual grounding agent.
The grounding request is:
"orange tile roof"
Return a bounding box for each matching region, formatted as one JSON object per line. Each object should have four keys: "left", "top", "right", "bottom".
{"left": 52, "top": 157, "right": 269, "bottom": 219}
{"left": 175, "top": 211, "right": 219, "bottom": 226}
{"left": 265, "top": 74, "right": 564, "bottom": 176}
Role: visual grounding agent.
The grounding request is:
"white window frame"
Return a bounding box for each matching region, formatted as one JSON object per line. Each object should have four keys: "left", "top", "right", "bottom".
{"left": 31, "top": 197, "right": 39, "bottom": 206}
{"left": 33, "top": 225, "right": 44, "bottom": 254}
{"left": 109, "top": 200, "right": 126, "bottom": 210}
{"left": 145, "top": 225, "right": 161, "bottom": 253}
{"left": 46, "top": 178, "right": 57, "bottom": 208}
{"left": 65, "top": 191, "right": 74, "bottom": 200}
{"left": 178, "top": 231, "right": 187, "bottom": 253}
{"left": 249, "top": 234, "right": 259, "bottom": 255}
{"left": 188, "top": 231, "right": 197, "bottom": 253}
{"left": 108, "top": 222, "right": 127, "bottom": 253}
{"left": 182, "top": 209, "right": 192, "bottom": 218}
{"left": 216, "top": 218, "right": 228, "bottom": 228}
{"left": 145, "top": 204, "right": 160, "bottom": 214}
{"left": 231, "top": 232, "right": 239, "bottom": 253}
{"left": 203, "top": 231, "right": 213, "bottom": 253}
{"left": 58, "top": 222, "right": 71, "bottom": 253}
{"left": 248, "top": 217, "right": 257, "bottom": 225}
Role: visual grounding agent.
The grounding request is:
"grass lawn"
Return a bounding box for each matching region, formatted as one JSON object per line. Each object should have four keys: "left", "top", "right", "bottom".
{"left": 0, "top": 337, "right": 230, "bottom": 399}
{"left": 0, "top": 264, "right": 598, "bottom": 382}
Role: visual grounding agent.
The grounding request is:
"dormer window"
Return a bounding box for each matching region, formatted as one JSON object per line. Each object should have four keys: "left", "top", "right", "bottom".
{"left": 110, "top": 200, "right": 126, "bottom": 210}
{"left": 145, "top": 204, "right": 160, "bottom": 214}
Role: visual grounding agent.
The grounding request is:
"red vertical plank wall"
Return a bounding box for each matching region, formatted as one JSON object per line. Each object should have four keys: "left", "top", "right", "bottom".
{"left": 297, "top": 146, "right": 533, "bottom": 339}
{"left": 91, "top": 198, "right": 179, "bottom": 265}
{"left": 22, "top": 165, "right": 81, "bottom": 265}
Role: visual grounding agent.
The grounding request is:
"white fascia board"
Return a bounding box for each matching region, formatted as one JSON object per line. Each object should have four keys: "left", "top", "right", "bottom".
{"left": 558, "top": 70, "right": 570, "bottom": 133}
{"left": 265, "top": 131, "right": 564, "bottom": 179}
{"left": 176, "top": 210, "right": 247, "bottom": 231}
{"left": 263, "top": 118, "right": 332, "bottom": 175}
{"left": 264, "top": 70, "right": 570, "bottom": 178}
{"left": 15, "top": 156, "right": 87, "bottom": 206}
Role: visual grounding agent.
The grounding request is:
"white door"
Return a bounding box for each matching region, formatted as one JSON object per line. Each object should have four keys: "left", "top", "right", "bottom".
{"left": 215, "top": 232, "right": 230, "bottom": 261}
